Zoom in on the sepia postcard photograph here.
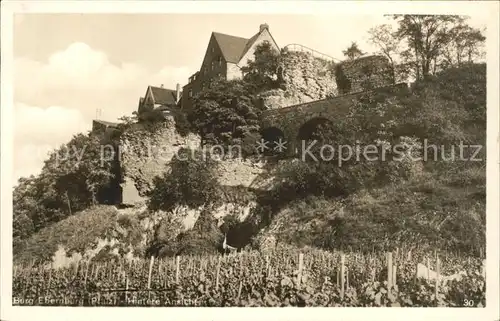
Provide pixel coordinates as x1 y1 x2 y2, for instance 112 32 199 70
1 1 499 321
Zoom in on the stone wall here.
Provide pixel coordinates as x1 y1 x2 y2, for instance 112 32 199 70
260 83 409 152
261 51 338 109
226 62 243 81
120 117 201 197
335 55 394 94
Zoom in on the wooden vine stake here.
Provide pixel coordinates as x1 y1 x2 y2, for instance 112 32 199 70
147 256 154 290
340 254 345 300
337 266 340 287
435 254 440 306
175 256 180 284
392 264 397 287
297 253 304 289
95 264 101 279
346 268 349 289
426 257 431 282
266 256 270 277
215 256 221 291
387 252 393 290
237 280 243 304
48 263 53 288
125 277 129 302
74 260 80 277
84 261 90 286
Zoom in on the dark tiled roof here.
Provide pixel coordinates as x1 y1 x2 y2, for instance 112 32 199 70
150 86 178 105
213 32 250 63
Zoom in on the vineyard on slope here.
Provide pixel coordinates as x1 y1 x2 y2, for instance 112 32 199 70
12 245 485 307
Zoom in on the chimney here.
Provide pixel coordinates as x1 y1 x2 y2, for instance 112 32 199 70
259 23 269 32
176 83 181 103
160 84 164 88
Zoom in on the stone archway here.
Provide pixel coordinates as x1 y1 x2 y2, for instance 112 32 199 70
260 126 287 155
296 117 336 160
297 117 334 142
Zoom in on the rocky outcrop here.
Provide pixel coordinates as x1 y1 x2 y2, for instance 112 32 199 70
217 157 266 187
120 116 201 196
261 51 338 109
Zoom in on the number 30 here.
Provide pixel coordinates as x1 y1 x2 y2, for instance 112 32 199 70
463 299 475 307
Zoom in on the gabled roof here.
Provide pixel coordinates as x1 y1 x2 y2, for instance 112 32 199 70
212 32 251 64
149 86 178 105
239 32 261 61
212 25 279 65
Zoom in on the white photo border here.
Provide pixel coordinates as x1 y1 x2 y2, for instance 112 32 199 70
1 1 499 321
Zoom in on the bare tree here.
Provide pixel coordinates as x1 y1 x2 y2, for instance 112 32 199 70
367 24 402 82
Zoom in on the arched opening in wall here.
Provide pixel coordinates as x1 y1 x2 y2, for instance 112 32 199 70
260 126 286 155
297 117 336 162
297 117 335 142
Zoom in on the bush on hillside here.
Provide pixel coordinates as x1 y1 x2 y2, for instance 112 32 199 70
149 208 223 258
14 206 118 264
175 210 223 256
265 169 485 256
147 148 221 212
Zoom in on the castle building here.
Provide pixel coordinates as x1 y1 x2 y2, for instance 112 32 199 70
181 23 280 110
137 84 182 119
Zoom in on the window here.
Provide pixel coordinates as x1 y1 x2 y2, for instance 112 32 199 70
218 56 222 66
188 89 193 98
211 47 214 53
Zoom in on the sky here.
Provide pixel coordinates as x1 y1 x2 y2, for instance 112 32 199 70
13 13 487 182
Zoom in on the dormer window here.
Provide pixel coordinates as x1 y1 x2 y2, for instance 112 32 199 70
188 89 193 97
218 56 222 66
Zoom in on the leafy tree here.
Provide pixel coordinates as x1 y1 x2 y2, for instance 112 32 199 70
241 41 282 90
441 23 485 68
391 14 465 79
147 148 221 212
186 79 264 155
342 42 365 60
12 133 117 240
46 133 116 206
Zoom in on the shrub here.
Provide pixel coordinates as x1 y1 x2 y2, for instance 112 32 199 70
175 209 223 256
14 206 118 264
186 79 264 156
147 148 221 212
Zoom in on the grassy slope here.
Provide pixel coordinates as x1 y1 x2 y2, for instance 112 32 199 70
14 205 119 264
259 166 485 256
